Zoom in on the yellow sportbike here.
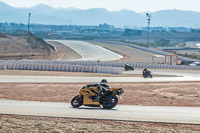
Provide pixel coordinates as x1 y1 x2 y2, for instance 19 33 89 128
71 85 124 109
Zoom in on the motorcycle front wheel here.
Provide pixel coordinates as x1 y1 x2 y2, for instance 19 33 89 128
71 95 83 108
102 95 118 109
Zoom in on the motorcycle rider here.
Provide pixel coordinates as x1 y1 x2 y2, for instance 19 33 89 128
143 68 152 78
143 68 148 74
98 79 111 96
87 79 111 101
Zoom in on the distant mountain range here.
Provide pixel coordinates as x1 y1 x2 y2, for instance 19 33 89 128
1 1 200 28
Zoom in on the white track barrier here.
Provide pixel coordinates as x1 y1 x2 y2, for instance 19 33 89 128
0 60 200 72
0 62 122 74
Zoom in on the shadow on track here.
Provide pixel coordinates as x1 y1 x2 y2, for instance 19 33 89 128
70 107 118 111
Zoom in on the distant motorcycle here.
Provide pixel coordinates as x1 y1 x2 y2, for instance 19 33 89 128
143 70 153 78
124 64 134 71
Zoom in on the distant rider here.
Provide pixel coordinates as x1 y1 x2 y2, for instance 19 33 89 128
143 68 152 78
143 68 148 74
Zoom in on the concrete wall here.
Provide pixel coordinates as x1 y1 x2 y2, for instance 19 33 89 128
2 62 123 74
0 60 200 72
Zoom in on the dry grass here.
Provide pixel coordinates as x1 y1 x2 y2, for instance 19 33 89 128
1 115 200 133
0 82 200 106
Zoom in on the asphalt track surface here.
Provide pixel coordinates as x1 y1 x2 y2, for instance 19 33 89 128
51 40 123 61
0 69 200 83
0 75 200 83
1 100 200 124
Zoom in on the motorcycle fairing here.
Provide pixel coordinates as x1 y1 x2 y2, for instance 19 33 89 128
80 86 100 106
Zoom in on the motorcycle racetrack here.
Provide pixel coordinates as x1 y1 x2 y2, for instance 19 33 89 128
49 40 123 61
0 69 200 125
1 40 200 132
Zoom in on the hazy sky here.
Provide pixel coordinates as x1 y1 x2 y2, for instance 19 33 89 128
1 0 200 13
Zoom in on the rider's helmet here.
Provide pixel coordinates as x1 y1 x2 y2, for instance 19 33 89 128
101 79 108 85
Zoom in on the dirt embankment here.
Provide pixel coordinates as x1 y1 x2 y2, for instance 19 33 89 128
47 41 81 60
0 34 52 60
0 33 81 60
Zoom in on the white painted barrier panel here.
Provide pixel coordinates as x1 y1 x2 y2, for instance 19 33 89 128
33 64 37 70
77 65 81 72
65 65 70 71
92 66 97 73
38 65 42 70
53 65 57 71
88 66 92 73
61 65 65 71
59 65 64 71
73 66 77 72
7 63 12 69
41 65 45 71
23 64 27 70
0 64 3 70
45 65 49 71
3 64 6 70
69 65 73 72
84 66 88 72
57 65 60 71
16 64 20 69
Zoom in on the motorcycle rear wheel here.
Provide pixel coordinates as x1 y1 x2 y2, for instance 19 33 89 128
102 95 118 109
71 95 83 108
